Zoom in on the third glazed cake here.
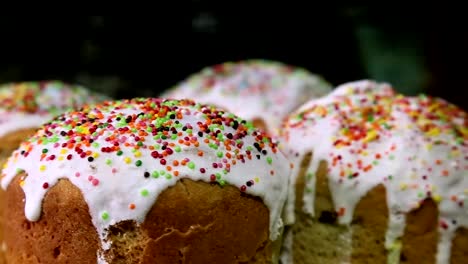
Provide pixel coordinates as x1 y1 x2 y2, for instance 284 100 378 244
162 60 332 135
279 80 468 263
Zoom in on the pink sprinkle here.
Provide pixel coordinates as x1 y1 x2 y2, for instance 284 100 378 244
53 143 59 148
88 175 94 181
112 168 117 173
92 179 99 186
75 172 81 177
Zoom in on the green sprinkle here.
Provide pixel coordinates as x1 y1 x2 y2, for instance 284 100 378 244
216 173 221 180
372 160 379 165
217 152 223 158
117 150 123 156
188 161 196 170
389 155 395 160
140 189 149 197
160 170 166 175
135 160 142 167
42 149 48 153
101 212 109 220
106 159 112 165
266 157 273 165
152 171 160 178
171 134 177 140
175 146 181 152
247 146 253 151
165 174 172 180
219 179 226 186
92 142 99 148
137 141 143 147
186 129 192 134
388 175 393 180
307 173 314 180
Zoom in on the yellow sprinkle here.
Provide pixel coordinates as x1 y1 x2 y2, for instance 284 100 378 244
254 177 260 183
426 144 433 150
363 130 378 143
93 152 99 158
134 151 142 158
58 156 64 161
124 157 131 164
19 180 25 187
400 183 407 190
362 151 369 156
426 127 440 136
60 149 68 154
39 165 46 172
433 195 442 203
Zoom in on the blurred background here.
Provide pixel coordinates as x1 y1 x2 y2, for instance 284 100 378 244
0 6 466 109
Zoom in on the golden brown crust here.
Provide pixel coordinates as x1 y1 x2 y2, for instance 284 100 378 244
0 128 38 160
4 175 273 263
350 185 388 263
452 228 468 263
4 175 100 264
401 199 438 263
0 128 39 264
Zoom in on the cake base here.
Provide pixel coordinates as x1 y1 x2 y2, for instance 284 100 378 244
4 174 279 263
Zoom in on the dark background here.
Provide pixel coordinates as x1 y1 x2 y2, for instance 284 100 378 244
0 7 466 110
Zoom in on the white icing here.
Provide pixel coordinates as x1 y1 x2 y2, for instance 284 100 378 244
163 60 332 135
280 80 468 264
1 98 290 263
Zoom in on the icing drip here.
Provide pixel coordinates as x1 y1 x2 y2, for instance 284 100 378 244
1 98 290 263
163 60 332 134
280 80 468 264
0 80 109 138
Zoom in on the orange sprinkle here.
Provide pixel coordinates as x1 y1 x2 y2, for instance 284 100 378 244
173 160 179 166
181 160 187 166
129 204 136 210
436 160 442 165
178 139 184 144
149 146 155 150
197 151 204 157
442 170 449 176
338 207 346 216
166 166 172 171
363 165 372 172
174 171 179 177
194 142 200 147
